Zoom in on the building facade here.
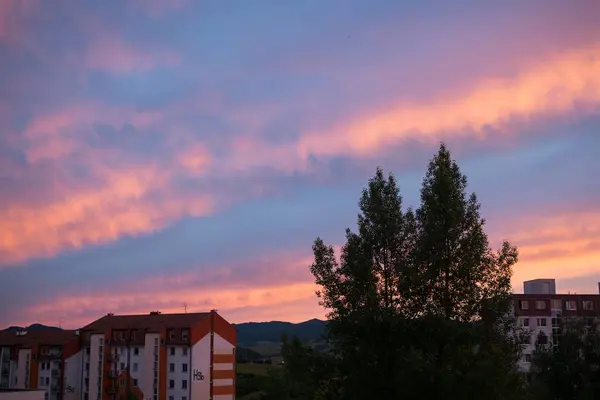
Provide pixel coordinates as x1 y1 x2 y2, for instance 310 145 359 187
512 278 600 371
0 311 236 400
0 329 79 400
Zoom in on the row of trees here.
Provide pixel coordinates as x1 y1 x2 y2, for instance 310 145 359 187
255 144 599 400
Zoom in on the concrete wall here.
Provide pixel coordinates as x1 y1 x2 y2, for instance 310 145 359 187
63 351 82 400
166 345 191 399
0 390 45 400
190 334 210 400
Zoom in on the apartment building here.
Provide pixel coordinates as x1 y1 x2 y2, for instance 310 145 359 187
1 311 236 400
0 329 79 399
512 278 600 372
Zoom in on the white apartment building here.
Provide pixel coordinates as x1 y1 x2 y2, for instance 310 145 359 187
513 278 600 372
1 311 236 400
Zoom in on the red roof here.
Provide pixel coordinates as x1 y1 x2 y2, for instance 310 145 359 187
80 312 211 333
0 329 78 348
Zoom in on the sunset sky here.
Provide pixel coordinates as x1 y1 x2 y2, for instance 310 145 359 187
1 0 600 329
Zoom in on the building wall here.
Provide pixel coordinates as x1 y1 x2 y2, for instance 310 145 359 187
0 347 10 388
63 351 82 400
141 333 159 400
190 335 210 400
0 390 46 400
89 334 103 400
166 345 191 400
212 333 235 400
15 349 31 389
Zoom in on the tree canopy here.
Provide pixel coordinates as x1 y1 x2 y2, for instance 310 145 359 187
265 143 525 399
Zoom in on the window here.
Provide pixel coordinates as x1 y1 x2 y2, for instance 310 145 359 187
519 300 529 310
169 379 175 389
120 348 126 356
154 338 159 345
524 354 532 363
113 331 119 340
120 379 125 387
537 318 547 327
182 397 187 400
131 331 137 340
551 299 562 309
535 300 546 310
182 380 188 389
182 363 188 373
121 331 126 340
168 330 175 340
566 300 577 310
583 301 594 310
170 347 175 356
120 362 125 371
133 363 138 372
169 396 174 400
39 377 44 386
182 348 188 356
181 329 189 340
521 318 530 327
133 347 139 356
169 363 175 373
45 377 49 385
133 379 138 387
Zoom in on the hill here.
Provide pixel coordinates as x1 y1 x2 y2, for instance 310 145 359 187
233 318 326 346
2 323 62 332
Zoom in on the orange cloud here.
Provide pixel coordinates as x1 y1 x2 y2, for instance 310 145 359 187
0 104 218 265
494 210 600 286
0 164 214 266
297 43 600 159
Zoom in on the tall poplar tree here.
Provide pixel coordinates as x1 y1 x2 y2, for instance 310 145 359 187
281 143 525 399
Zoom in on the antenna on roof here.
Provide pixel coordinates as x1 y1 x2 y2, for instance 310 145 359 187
58 319 65 329
210 308 218 314
183 303 188 313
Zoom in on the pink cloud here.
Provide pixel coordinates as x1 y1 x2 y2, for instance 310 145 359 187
84 35 180 73
296 43 600 160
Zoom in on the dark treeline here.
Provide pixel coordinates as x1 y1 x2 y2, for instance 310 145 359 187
242 144 600 400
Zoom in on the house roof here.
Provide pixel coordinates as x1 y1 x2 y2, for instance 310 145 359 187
0 329 78 348
80 312 211 333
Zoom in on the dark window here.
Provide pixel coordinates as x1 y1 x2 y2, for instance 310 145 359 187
182 363 188 372
182 380 187 389
169 379 174 389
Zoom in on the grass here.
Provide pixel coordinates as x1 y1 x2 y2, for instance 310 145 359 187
247 342 282 357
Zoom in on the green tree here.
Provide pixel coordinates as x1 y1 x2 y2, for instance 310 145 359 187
263 335 339 400
303 143 525 399
530 317 600 399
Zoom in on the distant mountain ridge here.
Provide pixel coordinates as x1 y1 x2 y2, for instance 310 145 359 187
2 319 328 346
233 318 327 346
2 323 62 332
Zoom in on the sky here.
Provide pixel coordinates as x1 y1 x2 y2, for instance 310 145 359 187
1 0 600 329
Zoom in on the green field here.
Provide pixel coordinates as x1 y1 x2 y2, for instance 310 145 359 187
247 342 282 357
